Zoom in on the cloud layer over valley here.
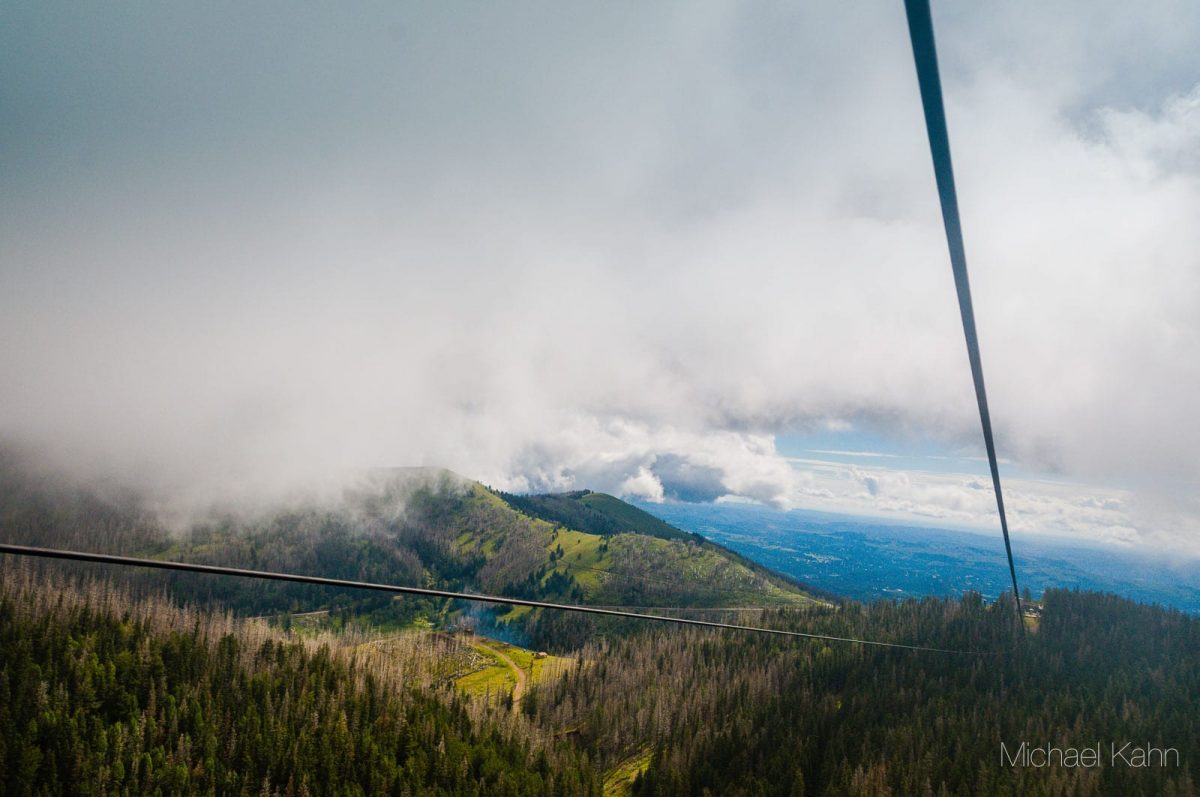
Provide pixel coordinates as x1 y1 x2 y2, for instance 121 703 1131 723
2 2 1198 552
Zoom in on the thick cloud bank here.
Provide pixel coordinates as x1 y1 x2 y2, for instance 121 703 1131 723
1 2 1197 552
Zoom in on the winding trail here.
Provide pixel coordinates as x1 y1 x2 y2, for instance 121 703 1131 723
434 631 529 711
475 640 528 711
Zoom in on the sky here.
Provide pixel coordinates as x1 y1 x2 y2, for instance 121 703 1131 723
2 2 1198 554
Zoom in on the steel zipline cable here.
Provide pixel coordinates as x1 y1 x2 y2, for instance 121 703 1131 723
903 0 1024 622
0 3 1022 655
0 543 991 656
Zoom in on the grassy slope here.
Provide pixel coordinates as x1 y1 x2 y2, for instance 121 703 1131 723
442 482 819 608
581 493 828 599
452 481 560 555
0 455 819 615
490 488 820 608
544 527 812 607
603 748 653 797
452 635 572 703
454 642 520 697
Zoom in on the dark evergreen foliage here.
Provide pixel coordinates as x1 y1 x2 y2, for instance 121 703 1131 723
0 570 600 796
526 590 1199 796
495 490 695 544
4 455 1198 795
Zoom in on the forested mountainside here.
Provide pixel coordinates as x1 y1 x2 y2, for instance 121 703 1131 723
0 562 597 796
0 455 816 628
2 454 1199 795
496 490 698 543
3 562 1197 796
530 590 1200 796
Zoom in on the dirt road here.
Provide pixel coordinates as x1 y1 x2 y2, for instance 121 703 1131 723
479 642 528 712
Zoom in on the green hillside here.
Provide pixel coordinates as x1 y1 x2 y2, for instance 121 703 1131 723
494 488 821 607
496 489 696 542
0 462 817 630
4 458 1200 796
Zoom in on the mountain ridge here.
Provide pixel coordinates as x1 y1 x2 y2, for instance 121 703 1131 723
0 460 820 634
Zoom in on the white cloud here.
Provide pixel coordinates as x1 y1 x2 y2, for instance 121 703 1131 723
0 2 1197 554
618 467 665 503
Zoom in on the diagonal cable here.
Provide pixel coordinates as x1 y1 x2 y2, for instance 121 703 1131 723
903 0 1023 620
0 543 992 655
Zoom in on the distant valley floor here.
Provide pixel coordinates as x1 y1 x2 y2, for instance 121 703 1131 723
635 501 1200 614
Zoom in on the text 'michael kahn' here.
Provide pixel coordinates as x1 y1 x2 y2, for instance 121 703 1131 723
1002 741 1180 768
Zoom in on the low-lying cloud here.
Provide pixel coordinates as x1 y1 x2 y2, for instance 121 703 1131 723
0 2 1197 553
